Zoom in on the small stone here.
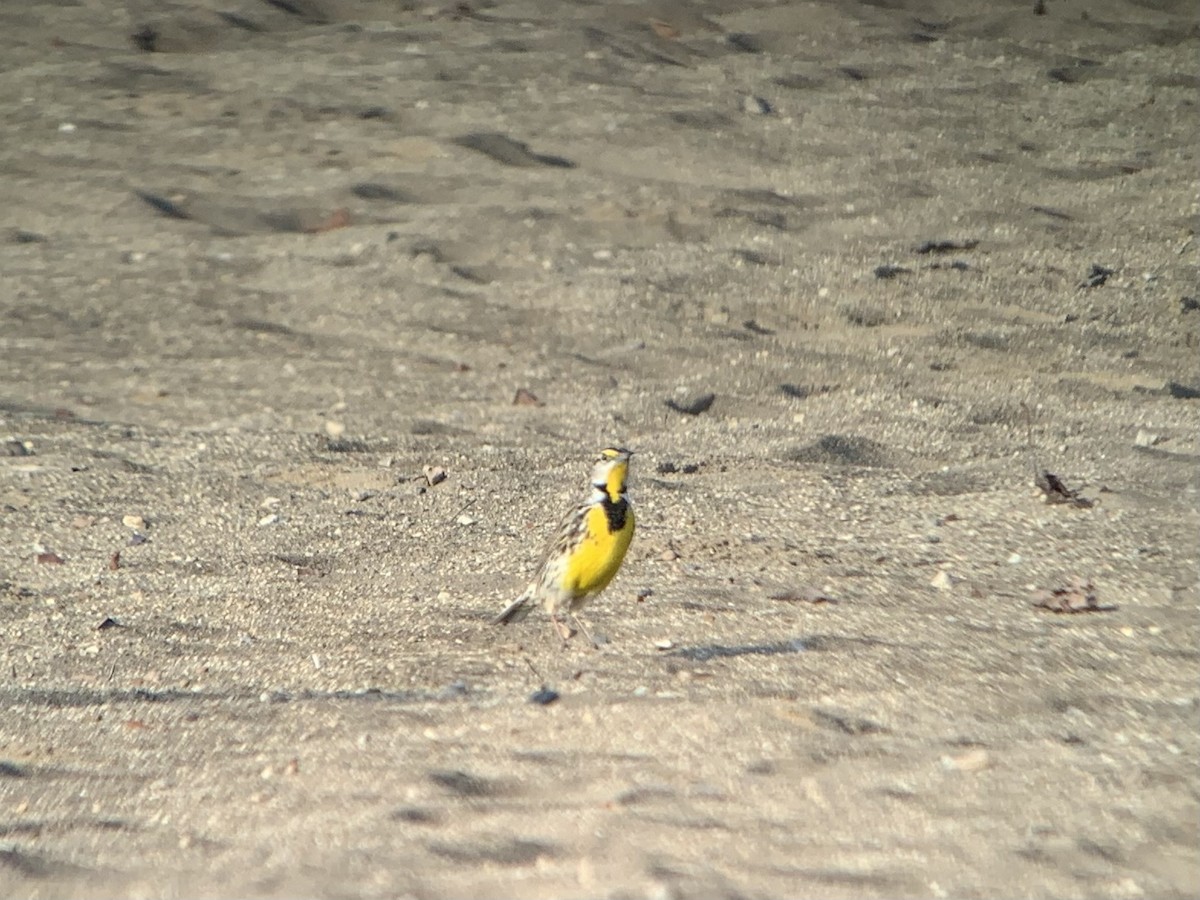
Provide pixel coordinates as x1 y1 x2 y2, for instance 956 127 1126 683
654 639 675 650
741 94 772 115
665 392 715 416
941 748 990 772
1133 429 1162 448
1032 577 1109 613
257 513 280 527
122 514 147 530
324 420 346 439
455 513 476 526
930 570 959 591
529 686 559 705
1007 553 1023 565
423 465 447 486
660 548 680 561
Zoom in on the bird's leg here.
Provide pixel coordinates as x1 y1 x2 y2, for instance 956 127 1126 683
551 613 574 644
571 614 599 650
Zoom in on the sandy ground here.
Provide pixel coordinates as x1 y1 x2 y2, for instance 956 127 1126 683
2 1 1199 897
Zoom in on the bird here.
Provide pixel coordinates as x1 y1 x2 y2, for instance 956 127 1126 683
493 447 635 646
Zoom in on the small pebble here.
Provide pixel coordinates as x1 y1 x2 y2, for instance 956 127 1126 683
529 686 559 705
423 465 447 486
455 513 477 526
741 94 772 115
930 570 959 591
257 513 280 527
654 639 675 650
324 420 346 438
1007 553 1023 565
665 392 715 416
1134 429 1162 448
941 748 991 772
122 514 147 530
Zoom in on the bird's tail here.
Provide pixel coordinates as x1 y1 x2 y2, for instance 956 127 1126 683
492 587 535 625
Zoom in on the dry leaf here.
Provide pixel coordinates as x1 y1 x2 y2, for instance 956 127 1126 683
648 18 680 39
513 388 542 406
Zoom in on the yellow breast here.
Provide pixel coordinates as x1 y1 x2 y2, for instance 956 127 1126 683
563 503 635 597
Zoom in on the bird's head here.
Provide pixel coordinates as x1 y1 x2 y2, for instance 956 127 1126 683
591 447 633 503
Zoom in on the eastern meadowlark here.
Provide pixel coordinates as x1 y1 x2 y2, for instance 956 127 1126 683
493 447 635 645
